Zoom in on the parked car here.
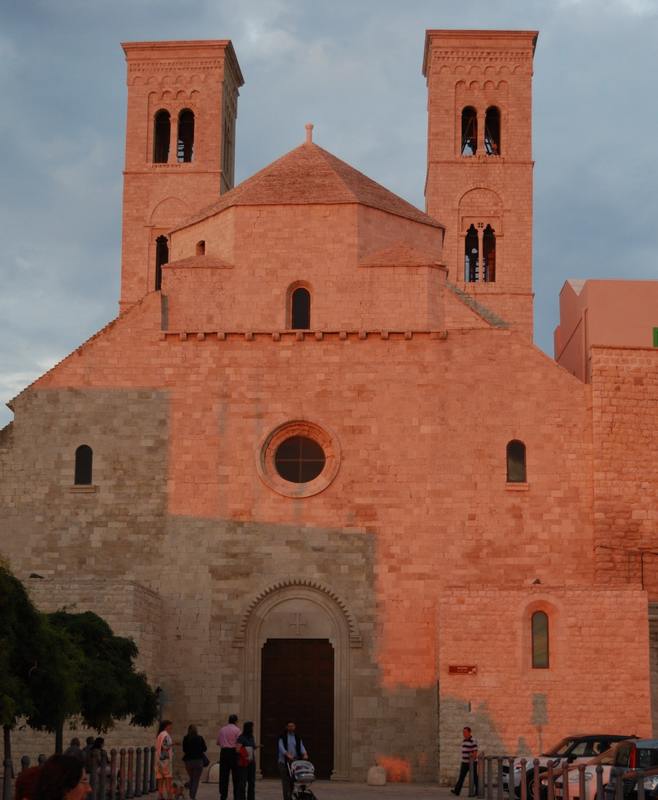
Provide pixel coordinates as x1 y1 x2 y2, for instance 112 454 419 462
607 766 658 800
551 739 658 800
550 739 639 800
503 735 636 795
600 742 658 800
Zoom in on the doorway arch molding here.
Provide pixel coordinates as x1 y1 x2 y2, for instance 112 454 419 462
235 578 361 780
233 578 362 648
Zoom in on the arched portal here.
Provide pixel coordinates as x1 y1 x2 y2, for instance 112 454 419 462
235 580 361 781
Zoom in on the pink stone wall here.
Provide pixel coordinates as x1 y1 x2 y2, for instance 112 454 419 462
165 204 446 332
438 587 651 783
27 298 602 711
423 30 536 338
591 346 658 597
120 40 243 311
555 280 658 381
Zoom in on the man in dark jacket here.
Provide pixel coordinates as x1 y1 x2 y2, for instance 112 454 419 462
276 722 308 800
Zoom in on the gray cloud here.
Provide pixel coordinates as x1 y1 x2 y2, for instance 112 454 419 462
2 0 658 426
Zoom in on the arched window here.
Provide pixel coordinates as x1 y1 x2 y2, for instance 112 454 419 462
506 439 527 483
155 236 169 291
531 611 549 668
153 110 170 164
177 109 195 163
196 240 206 256
291 287 311 329
464 224 479 282
483 225 496 283
485 107 501 156
461 107 478 156
74 445 93 486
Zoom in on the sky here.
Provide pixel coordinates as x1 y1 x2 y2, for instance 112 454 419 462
2 0 658 428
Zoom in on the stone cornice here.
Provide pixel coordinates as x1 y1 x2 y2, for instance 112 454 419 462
158 329 450 342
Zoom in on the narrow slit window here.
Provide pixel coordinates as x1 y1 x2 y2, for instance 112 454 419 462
485 107 501 155
74 445 93 486
461 107 478 156
155 236 169 291
196 240 206 256
464 225 479 282
291 287 311 329
507 439 526 483
483 225 496 283
153 110 171 164
531 611 549 668
177 109 195 163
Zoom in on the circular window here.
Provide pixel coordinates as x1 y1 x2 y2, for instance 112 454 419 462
274 435 326 483
257 421 340 498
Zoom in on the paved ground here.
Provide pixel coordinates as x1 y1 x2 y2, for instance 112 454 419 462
196 779 455 800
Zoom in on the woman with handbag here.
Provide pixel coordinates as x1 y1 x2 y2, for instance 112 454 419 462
182 724 208 800
236 721 258 800
156 720 175 800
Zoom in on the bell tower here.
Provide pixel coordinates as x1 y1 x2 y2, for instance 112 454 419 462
119 40 244 312
423 30 538 338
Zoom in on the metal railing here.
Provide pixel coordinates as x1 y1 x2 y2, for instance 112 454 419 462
476 754 657 800
2 747 157 800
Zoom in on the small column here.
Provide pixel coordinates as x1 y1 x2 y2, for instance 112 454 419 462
477 224 484 282
169 116 178 164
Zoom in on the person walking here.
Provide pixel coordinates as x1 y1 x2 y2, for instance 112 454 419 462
217 714 241 800
452 726 478 796
182 724 208 800
236 721 258 800
276 722 308 800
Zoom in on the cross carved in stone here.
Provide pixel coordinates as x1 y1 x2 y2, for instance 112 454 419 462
289 613 307 636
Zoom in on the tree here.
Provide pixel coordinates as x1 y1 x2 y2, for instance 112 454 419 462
0 563 40 794
0 564 79 783
44 611 158 748
24 619 83 754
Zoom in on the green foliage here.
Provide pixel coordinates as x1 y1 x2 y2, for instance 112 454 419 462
0 565 42 727
24 618 82 735
0 564 157 744
47 611 158 731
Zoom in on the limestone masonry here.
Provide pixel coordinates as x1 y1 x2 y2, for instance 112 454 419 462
2 29 658 784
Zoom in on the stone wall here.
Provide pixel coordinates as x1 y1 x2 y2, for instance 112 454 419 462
438 587 652 784
591 346 658 598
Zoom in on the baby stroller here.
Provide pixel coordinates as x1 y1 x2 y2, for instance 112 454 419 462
288 759 317 800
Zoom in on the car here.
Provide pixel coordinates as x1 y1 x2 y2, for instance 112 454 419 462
607 766 658 800
551 739 658 800
601 742 658 800
502 735 636 795
550 739 638 800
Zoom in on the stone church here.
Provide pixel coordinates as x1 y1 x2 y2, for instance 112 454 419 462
2 29 658 784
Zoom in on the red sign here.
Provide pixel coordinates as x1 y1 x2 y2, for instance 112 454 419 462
449 665 477 675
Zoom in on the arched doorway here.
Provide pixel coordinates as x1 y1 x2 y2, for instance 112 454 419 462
260 637 334 777
235 580 361 781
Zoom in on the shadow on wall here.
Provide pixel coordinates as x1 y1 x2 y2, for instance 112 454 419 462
362 682 439 782
439 695 506 785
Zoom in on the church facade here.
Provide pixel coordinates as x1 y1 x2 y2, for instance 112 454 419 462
2 30 658 783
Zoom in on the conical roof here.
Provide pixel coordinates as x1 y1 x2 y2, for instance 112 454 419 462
174 141 442 231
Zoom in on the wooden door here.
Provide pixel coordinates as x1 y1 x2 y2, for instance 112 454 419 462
260 638 334 779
